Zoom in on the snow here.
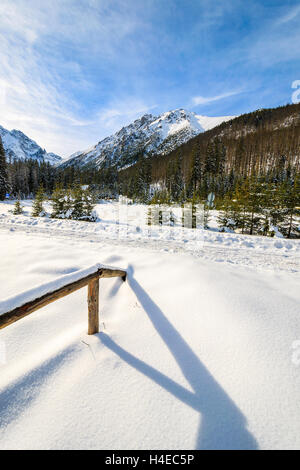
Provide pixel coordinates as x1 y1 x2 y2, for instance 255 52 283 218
0 125 62 164
0 200 299 273
0 200 300 449
195 114 235 131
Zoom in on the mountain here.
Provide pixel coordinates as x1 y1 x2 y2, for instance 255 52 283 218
120 103 300 186
0 126 62 165
61 109 235 170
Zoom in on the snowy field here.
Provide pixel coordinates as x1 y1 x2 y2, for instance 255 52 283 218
1 199 300 273
0 200 300 449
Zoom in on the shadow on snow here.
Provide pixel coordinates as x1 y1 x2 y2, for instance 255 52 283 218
99 264 258 450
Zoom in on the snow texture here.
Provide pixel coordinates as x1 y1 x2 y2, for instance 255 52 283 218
0 200 300 450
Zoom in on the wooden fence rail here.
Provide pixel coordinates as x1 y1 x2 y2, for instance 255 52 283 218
0 265 126 335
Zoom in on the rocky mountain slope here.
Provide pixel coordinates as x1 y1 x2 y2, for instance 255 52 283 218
61 109 235 170
0 126 62 165
120 103 300 184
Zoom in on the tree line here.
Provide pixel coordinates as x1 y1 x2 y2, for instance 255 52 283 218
1 113 299 238
13 184 97 222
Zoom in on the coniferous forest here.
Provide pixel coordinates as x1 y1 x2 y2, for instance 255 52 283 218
0 103 299 237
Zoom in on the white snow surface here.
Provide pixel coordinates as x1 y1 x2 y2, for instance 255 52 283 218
0 126 62 165
62 109 235 169
0 200 300 450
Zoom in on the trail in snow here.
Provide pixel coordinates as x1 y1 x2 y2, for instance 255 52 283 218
0 217 299 273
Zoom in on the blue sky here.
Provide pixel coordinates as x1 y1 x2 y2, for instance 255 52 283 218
0 0 299 157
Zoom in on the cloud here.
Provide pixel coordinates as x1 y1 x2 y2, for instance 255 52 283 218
192 91 241 106
276 5 300 25
0 0 156 156
0 0 299 158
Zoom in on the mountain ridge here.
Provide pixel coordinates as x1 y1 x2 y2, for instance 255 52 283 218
61 109 235 170
0 125 62 165
119 102 300 187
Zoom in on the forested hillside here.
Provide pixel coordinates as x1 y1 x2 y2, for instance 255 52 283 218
119 103 300 199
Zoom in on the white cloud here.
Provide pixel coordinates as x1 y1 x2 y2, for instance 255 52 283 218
276 5 300 25
192 91 241 106
0 0 152 157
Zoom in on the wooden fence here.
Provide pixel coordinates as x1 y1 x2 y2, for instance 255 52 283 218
0 265 126 335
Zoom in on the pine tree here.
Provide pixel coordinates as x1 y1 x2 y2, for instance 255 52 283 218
72 185 84 220
227 183 248 233
243 177 265 235
82 187 97 221
134 157 152 202
277 177 300 238
217 195 238 232
13 199 23 215
188 145 201 196
204 141 216 174
170 153 183 201
32 185 46 217
51 183 66 218
0 137 9 200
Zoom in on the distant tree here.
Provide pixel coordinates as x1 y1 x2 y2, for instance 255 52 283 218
217 194 238 232
169 153 184 201
134 157 152 202
32 185 46 217
82 187 97 221
0 137 9 200
243 177 265 235
71 184 84 220
188 144 202 197
277 177 300 238
51 183 67 218
13 199 23 215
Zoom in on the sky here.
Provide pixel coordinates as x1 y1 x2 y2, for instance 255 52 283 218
0 0 299 158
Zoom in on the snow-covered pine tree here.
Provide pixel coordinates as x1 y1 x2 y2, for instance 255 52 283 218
51 183 66 218
82 187 97 222
32 185 46 217
71 184 84 220
13 199 23 215
0 137 9 200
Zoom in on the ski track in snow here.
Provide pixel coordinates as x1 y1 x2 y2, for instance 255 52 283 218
0 222 299 274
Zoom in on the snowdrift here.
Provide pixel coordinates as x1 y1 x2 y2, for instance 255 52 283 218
0 228 300 449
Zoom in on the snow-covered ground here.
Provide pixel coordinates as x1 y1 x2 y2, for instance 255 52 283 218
0 200 300 449
1 200 299 273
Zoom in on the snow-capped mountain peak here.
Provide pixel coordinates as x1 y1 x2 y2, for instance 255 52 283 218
0 125 62 165
61 108 235 170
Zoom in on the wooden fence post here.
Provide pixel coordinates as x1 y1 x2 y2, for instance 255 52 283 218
88 279 99 335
